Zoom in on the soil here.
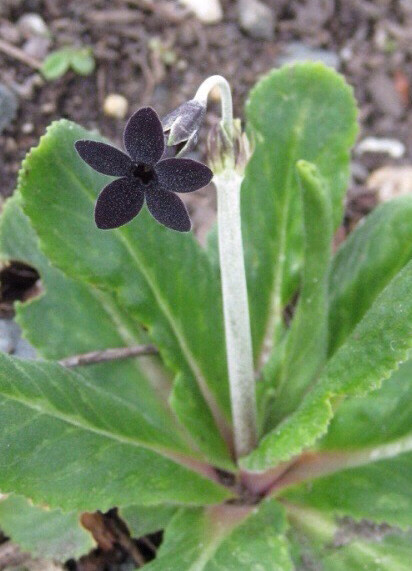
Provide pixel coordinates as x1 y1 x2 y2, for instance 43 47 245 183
0 0 411 568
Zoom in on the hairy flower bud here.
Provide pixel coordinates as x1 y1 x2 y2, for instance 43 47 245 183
207 118 252 174
162 99 206 157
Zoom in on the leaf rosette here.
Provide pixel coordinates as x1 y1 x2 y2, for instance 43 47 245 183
1 63 411 568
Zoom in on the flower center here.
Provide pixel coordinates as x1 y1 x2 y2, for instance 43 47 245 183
131 163 154 185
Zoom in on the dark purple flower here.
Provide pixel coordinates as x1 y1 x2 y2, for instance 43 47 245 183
75 107 213 232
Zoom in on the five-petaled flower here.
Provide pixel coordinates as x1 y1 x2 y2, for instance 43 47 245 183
75 107 213 232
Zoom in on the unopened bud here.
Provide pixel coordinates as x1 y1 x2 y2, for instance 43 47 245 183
162 99 206 157
207 118 252 174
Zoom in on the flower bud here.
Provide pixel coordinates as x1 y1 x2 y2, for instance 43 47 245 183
162 99 206 157
207 118 252 174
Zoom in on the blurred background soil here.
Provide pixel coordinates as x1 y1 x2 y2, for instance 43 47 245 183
0 0 411 569
1 0 412 239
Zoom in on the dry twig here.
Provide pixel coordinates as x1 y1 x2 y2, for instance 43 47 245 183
59 344 158 368
0 38 41 70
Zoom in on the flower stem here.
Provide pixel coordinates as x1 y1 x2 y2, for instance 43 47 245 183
214 171 257 458
195 75 257 459
194 75 233 139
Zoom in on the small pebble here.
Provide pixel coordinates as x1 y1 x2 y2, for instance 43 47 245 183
356 137 405 159
340 46 353 62
21 122 34 134
41 101 56 115
180 0 223 24
4 137 18 153
373 26 388 51
176 59 188 71
22 36 50 60
103 94 129 119
17 13 50 38
238 0 275 41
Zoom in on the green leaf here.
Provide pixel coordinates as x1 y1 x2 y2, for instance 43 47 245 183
41 49 71 80
241 63 358 365
329 196 412 355
265 161 333 426
0 352 232 511
170 373 231 465
288 504 412 571
321 357 412 450
144 499 293 570
70 48 95 76
120 505 177 538
320 534 412 571
284 452 412 529
41 48 95 80
280 360 412 529
0 495 94 560
241 259 412 471
0 192 191 456
17 121 233 469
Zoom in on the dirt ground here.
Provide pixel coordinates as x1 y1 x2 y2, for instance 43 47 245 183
1 1 412 226
0 0 411 569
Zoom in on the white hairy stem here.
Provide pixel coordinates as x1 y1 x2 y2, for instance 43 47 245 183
194 75 233 138
214 170 258 459
194 74 257 459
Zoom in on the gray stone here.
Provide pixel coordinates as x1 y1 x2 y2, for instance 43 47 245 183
0 319 36 359
277 41 340 69
0 319 20 354
238 0 275 41
23 36 51 60
15 336 37 360
0 84 18 134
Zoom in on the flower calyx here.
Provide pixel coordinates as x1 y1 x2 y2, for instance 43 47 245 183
207 118 252 175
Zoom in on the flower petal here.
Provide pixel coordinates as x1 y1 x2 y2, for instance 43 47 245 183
146 189 191 232
75 140 131 176
155 158 213 193
123 107 165 165
94 178 144 229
